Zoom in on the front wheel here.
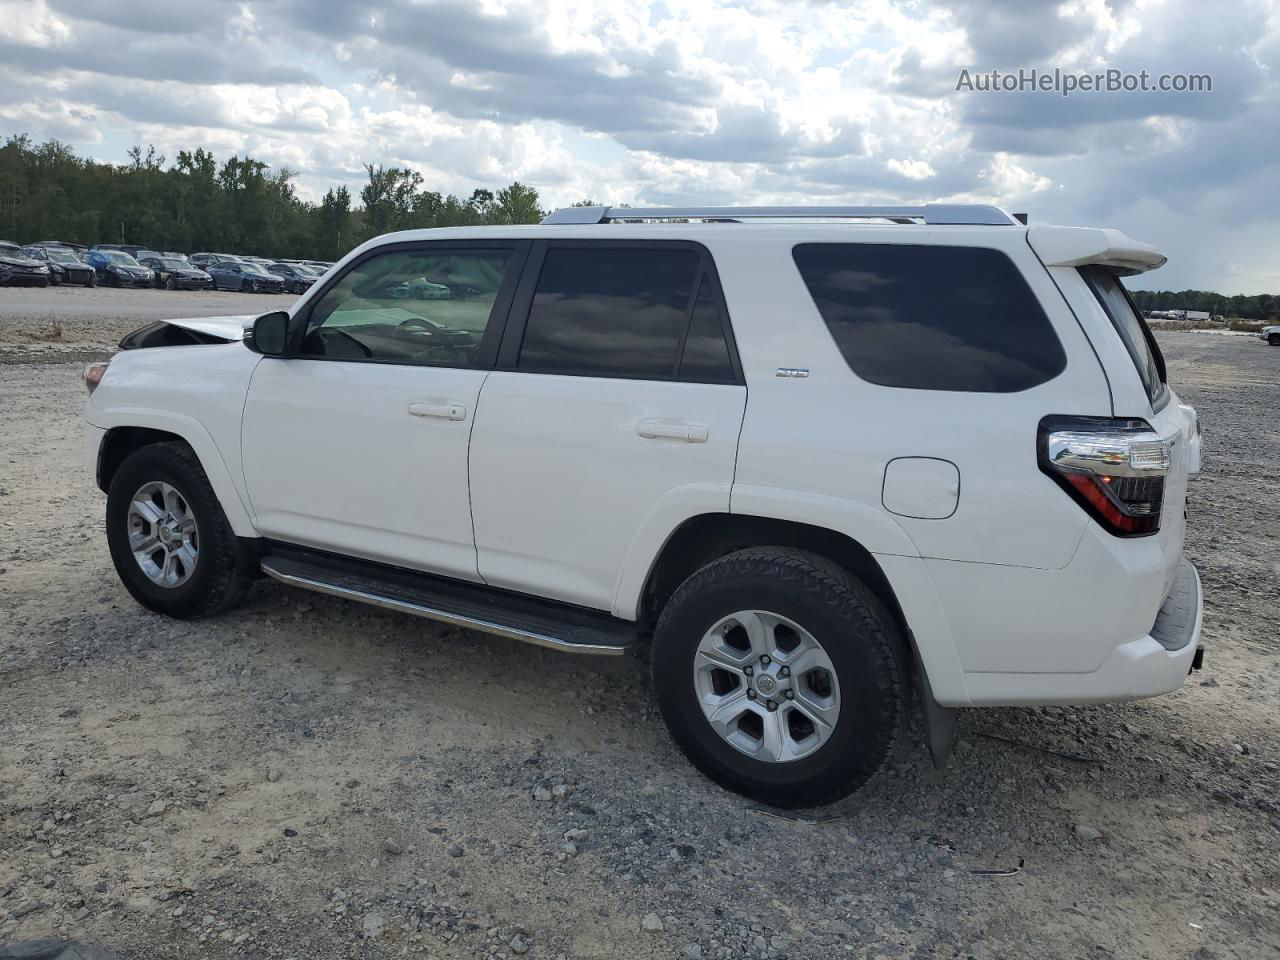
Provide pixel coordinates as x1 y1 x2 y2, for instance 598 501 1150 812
1269 333 1280 346
165 276 176 290
244 280 256 293
106 442 255 619
84 274 95 288
652 548 905 808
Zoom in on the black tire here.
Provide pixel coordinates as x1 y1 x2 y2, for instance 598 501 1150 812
652 547 905 808
165 276 176 290
1269 334 1280 346
107 272 119 288
244 280 256 293
84 274 95 288
106 441 255 619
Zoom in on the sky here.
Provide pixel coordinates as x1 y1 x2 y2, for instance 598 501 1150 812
1 0 1277 293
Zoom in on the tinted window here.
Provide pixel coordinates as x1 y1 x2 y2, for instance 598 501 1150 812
793 244 1066 392
301 247 513 367
1081 266 1165 403
679 276 735 382
518 246 700 378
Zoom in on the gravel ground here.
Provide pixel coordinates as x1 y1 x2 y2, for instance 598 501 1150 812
0 288 1277 960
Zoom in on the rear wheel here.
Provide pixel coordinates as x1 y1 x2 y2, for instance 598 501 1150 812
106 442 255 619
652 548 905 808
1269 333 1280 346
244 279 256 293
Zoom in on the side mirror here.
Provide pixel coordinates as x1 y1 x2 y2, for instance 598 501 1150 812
247 311 290 356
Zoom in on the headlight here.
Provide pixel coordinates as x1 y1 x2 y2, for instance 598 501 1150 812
36 265 49 273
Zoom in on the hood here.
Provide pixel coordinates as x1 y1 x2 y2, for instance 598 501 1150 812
166 315 256 341
0 255 44 268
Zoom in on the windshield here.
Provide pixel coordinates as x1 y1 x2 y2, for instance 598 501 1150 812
161 258 189 270
46 248 80 263
1081 266 1166 404
242 263 271 276
105 251 141 266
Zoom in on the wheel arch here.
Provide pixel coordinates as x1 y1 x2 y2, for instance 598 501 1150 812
636 513 910 645
96 422 258 538
636 511 968 760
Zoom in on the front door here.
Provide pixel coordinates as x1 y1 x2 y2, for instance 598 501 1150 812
241 241 524 580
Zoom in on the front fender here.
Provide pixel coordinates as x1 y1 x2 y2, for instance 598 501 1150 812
88 407 258 538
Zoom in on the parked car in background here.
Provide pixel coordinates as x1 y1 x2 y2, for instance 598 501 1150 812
266 261 318 294
1260 325 1280 345
139 256 213 290
207 260 286 293
85 249 154 287
33 240 88 254
189 252 243 271
23 244 96 286
91 244 153 259
0 242 50 286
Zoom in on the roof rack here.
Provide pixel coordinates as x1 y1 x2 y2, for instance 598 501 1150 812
541 203 1020 226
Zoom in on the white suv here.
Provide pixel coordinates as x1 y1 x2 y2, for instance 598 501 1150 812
82 204 1204 807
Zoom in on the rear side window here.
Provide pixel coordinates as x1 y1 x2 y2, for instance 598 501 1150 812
1080 266 1166 404
678 276 736 382
518 245 735 381
793 243 1066 392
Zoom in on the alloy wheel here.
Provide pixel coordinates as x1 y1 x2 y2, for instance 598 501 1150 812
693 610 841 762
126 481 200 588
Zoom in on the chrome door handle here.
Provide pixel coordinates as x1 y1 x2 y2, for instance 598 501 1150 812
408 401 467 421
637 419 709 443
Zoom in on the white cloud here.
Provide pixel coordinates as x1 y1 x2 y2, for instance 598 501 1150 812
1 0 1277 291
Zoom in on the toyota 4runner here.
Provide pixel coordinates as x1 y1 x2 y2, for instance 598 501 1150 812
82 204 1205 807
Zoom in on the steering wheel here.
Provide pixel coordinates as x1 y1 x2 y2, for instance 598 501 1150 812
395 316 437 337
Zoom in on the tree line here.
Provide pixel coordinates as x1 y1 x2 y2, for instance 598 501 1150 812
1128 288 1278 322
0 134 547 261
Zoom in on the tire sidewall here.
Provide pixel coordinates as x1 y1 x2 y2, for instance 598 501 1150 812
652 560 901 806
106 448 224 617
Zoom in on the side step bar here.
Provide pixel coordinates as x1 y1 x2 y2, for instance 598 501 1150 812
259 551 633 656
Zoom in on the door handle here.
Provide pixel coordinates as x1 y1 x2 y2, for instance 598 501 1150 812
637 419 709 443
408 401 467 421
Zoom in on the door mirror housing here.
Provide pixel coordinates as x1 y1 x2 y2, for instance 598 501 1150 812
247 311 291 356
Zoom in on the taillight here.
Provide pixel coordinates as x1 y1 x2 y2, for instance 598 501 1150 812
1039 416 1171 537
83 361 109 393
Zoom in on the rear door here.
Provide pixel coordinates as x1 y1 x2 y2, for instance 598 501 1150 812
241 241 525 579
468 240 746 613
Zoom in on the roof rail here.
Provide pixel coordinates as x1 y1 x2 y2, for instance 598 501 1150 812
541 203 1020 226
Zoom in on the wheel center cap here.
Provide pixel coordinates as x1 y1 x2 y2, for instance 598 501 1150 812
755 674 778 696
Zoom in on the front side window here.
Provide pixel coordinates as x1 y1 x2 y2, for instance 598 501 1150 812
517 246 705 379
301 246 514 366
793 243 1066 392
1080 265 1166 404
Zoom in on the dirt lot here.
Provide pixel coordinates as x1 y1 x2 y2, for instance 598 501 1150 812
1 287 1278 960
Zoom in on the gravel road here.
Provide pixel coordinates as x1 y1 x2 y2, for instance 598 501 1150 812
1 288 1277 960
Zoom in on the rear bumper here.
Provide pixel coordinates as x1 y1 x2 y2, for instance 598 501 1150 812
961 561 1202 705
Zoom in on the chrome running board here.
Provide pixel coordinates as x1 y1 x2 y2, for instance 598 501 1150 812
260 552 632 656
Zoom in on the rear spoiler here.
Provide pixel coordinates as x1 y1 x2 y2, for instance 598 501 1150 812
1027 226 1167 276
